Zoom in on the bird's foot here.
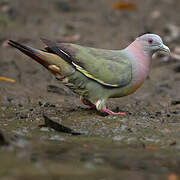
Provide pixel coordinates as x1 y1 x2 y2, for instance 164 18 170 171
101 108 126 115
81 98 96 109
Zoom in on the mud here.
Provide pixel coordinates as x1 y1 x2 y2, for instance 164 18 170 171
0 0 180 179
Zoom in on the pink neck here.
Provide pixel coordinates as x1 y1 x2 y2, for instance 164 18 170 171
126 41 152 85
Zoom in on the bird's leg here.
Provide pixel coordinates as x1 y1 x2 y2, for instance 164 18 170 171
80 97 96 109
96 99 126 115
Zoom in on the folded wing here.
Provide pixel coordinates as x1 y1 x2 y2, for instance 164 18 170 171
41 38 132 88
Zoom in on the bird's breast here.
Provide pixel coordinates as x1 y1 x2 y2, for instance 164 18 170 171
126 47 151 95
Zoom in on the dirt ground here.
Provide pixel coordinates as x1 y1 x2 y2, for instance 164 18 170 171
0 0 180 179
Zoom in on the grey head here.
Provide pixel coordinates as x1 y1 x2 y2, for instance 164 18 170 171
136 33 170 55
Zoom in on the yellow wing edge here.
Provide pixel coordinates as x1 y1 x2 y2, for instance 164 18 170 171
72 62 119 87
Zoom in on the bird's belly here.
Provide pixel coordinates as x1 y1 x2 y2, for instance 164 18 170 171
125 80 145 95
108 78 144 98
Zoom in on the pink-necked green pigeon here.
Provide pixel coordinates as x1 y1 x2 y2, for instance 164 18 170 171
8 34 170 115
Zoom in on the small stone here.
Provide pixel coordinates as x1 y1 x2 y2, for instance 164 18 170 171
49 135 64 141
112 135 124 141
40 127 50 132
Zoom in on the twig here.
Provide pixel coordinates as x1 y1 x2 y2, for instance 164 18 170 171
0 76 15 83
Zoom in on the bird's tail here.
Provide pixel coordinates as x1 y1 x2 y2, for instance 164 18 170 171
8 40 50 68
8 40 74 77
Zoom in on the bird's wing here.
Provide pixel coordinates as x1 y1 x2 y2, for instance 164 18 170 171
41 38 132 88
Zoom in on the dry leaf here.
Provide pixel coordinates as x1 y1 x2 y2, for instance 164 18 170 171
112 2 136 10
145 145 157 150
0 76 15 83
169 141 177 146
168 173 178 180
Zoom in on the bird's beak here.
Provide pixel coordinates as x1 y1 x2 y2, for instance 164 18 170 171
160 44 170 54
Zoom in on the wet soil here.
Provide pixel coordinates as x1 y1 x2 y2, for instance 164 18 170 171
0 0 180 179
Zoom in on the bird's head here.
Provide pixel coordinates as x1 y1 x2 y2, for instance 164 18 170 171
135 33 170 56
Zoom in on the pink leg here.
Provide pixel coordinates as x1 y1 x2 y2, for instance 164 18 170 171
81 98 96 109
101 108 126 115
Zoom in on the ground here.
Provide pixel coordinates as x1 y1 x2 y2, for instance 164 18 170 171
0 0 180 179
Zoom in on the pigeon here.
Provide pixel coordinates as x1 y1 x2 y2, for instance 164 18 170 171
8 34 170 115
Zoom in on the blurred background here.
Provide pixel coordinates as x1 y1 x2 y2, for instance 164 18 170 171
0 0 180 179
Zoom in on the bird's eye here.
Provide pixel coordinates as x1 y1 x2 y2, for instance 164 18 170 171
148 39 153 44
